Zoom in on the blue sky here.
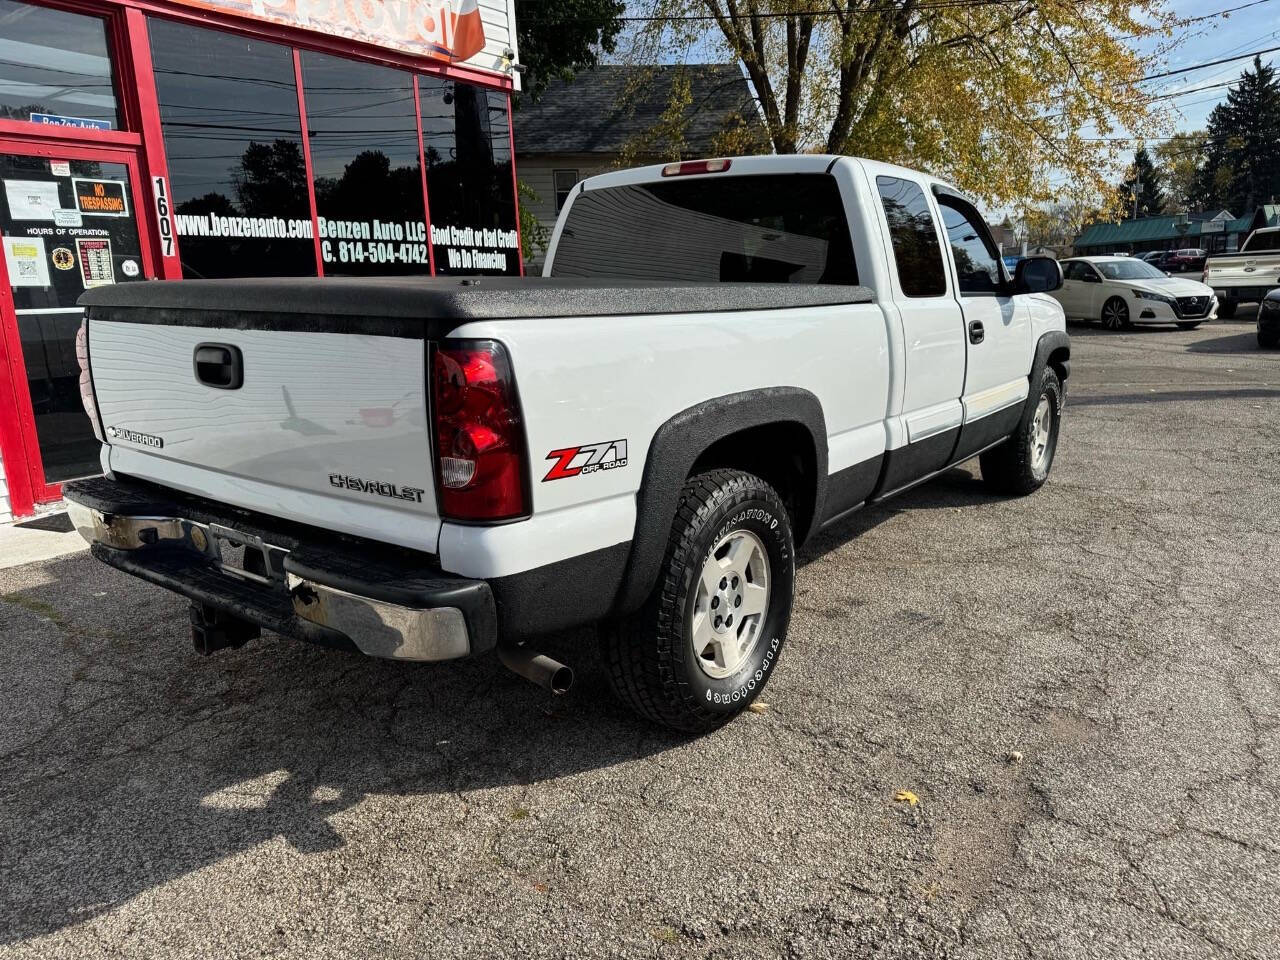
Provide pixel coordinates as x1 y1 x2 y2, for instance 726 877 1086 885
1142 0 1280 134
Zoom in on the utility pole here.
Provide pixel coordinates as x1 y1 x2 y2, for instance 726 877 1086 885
1132 179 1141 220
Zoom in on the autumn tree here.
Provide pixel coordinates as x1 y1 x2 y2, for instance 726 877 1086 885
627 0 1173 215
1153 132 1207 213
1021 197 1100 251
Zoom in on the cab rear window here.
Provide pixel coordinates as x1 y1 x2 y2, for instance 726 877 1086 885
1245 231 1280 252
549 173 858 284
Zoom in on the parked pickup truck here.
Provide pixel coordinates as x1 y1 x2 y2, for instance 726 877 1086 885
66 155 1069 732
1203 227 1280 317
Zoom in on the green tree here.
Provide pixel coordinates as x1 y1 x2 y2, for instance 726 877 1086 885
515 0 627 101
627 0 1174 215
1193 57 1280 211
1153 132 1207 213
1118 146 1165 218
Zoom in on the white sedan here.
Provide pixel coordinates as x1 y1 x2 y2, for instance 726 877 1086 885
1053 256 1218 330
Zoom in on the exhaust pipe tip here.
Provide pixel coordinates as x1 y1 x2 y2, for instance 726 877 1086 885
499 644 574 695
547 663 574 695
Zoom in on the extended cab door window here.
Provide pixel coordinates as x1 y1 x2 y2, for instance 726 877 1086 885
874 177 947 297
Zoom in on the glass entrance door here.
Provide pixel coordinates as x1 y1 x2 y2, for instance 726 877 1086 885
0 144 154 503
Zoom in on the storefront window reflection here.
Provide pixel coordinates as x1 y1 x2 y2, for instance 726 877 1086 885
0 0 120 129
300 53 428 276
148 19 315 279
419 77 519 276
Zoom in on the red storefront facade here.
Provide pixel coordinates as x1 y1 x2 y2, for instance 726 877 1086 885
0 0 522 519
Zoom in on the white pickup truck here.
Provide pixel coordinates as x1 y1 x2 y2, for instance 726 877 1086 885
66 155 1069 732
1203 226 1280 317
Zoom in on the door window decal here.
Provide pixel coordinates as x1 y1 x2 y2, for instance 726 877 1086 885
76 238 114 286
73 179 129 218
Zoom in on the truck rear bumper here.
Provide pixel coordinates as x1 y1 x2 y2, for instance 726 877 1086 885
64 475 498 662
1214 287 1274 303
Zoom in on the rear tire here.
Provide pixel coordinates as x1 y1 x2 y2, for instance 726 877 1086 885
600 470 795 733
1101 297 1130 330
980 367 1063 496
1260 328 1280 349
1219 299 1238 319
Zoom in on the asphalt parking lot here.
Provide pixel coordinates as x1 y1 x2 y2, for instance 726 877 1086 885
2 315 1279 960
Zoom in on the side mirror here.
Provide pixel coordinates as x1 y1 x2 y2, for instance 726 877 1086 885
1015 256 1063 294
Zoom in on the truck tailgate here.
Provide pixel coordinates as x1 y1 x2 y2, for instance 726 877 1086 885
87 318 440 551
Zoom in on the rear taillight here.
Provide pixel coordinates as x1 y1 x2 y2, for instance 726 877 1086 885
431 339 528 522
75 319 105 443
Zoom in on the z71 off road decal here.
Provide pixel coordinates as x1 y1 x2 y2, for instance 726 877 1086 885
543 440 628 481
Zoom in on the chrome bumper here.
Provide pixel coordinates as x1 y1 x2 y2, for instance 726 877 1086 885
285 573 469 661
67 500 479 662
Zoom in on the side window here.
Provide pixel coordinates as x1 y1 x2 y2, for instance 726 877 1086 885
1247 231 1280 252
875 176 946 297
1063 261 1084 281
937 196 1002 294
149 19 316 278
419 77 520 275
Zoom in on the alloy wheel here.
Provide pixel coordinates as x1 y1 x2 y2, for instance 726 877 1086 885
690 529 771 679
1102 299 1128 330
1031 396 1054 473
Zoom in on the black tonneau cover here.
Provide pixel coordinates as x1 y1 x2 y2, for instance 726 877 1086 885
79 276 874 338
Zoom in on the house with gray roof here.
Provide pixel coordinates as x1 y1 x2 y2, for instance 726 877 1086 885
513 64 767 267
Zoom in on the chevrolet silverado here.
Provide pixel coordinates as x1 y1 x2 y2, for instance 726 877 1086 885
66 155 1070 732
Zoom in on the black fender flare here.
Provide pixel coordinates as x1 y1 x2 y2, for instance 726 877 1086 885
1033 330 1071 383
612 387 828 615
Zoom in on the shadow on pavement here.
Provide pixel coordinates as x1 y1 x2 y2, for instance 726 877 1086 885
1185 330 1267 354
799 467 999 567
0 465 1005 942
0 555 684 944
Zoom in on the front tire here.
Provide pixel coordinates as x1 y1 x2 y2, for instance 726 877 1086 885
1176 322 1201 331
980 367 1063 496
1101 297 1130 330
1260 328 1280 349
600 470 795 733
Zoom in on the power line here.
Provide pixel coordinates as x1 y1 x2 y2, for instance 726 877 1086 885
521 0 1275 27
523 0 1080 24
1142 43 1280 81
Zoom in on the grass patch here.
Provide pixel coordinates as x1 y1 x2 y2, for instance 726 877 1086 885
651 926 680 945
1 593 66 625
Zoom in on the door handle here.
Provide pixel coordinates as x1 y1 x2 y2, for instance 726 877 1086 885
193 343 243 389
968 320 985 344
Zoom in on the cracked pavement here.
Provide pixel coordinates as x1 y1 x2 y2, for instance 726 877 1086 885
1 318 1278 959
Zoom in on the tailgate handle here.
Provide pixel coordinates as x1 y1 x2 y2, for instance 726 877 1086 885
194 343 243 390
